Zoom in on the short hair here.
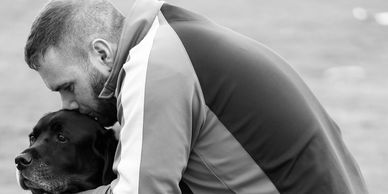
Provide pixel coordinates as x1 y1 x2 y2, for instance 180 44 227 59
24 0 125 70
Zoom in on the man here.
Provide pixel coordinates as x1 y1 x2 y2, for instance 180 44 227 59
24 0 368 193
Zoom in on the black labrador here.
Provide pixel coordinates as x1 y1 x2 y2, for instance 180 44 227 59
15 110 117 194
15 110 193 194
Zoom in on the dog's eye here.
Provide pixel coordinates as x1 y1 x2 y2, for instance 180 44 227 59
29 135 36 144
57 134 68 143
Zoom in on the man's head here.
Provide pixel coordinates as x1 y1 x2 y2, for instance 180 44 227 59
25 0 125 126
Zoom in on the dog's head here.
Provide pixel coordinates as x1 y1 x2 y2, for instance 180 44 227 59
15 110 117 194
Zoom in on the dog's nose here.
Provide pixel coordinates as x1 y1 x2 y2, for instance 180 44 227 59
15 153 32 170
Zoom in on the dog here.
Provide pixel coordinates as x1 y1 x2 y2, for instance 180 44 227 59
15 110 117 194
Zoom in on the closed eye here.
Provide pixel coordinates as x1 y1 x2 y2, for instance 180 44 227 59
62 83 74 92
53 82 73 92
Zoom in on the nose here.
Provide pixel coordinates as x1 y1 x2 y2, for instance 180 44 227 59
15 153 32 170
60 93 79 110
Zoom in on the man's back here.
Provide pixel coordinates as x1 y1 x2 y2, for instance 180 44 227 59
106 1 368 193
157 4 367 193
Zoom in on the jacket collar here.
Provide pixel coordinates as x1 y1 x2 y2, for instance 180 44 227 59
99 0 164 99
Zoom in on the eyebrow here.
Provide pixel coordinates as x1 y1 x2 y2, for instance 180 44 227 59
51 122 64 133
30 127 39 137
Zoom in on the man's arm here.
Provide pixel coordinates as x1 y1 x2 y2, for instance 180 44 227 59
106 13 204 193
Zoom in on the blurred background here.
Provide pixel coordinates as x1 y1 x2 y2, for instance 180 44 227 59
1 0 387 193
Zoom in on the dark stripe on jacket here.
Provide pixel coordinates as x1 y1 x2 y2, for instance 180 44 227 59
161 3 366 193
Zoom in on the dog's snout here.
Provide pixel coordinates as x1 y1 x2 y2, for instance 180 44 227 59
15 153 32 170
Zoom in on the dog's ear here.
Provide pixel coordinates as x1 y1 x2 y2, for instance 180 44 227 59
93 129 118 185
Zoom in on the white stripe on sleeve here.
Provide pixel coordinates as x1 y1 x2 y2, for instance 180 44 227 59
112 16 160 194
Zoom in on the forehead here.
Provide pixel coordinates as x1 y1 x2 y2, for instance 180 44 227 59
37 47 84 90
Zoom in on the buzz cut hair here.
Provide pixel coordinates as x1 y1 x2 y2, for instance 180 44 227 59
24 0 125 70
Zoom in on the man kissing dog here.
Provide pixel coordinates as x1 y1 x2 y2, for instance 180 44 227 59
21 0 367 193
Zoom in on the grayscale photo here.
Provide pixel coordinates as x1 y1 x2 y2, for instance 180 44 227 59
1 0 387 193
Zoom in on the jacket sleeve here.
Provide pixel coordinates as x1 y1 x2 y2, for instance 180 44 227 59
111 58 203 194
108 14 205 192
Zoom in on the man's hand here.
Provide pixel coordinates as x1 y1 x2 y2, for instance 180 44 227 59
75 185 112 194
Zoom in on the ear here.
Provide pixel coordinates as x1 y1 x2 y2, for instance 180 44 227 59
93 129 118 185
90 39 115 77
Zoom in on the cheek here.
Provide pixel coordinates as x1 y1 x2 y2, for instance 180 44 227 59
51 146 79 172
74 85 98 109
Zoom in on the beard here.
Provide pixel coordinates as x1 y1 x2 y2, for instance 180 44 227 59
88 67 118 127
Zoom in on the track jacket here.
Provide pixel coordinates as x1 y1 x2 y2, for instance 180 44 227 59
85 0 368 193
